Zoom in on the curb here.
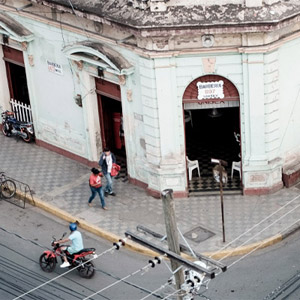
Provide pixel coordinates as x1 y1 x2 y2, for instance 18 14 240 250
20 191 158 258
19 191 300 261
281 222 300 239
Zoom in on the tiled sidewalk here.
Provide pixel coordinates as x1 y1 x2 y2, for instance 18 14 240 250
1 134 300 255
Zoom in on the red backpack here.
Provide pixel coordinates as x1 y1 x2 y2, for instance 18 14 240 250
111 163 121 177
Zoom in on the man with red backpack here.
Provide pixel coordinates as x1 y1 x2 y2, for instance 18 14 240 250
99 148 117 197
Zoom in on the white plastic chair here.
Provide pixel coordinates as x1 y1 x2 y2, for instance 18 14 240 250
231 161 241 179
186 156 200 180
184 110 193 127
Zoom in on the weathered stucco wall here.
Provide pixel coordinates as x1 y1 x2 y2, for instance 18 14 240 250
1 0 300 195
5 13 90 158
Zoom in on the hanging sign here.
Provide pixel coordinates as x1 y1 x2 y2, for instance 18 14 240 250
197 80 224 100
47 60 63 75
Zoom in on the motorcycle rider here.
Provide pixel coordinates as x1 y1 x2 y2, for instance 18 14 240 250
54 222 84 268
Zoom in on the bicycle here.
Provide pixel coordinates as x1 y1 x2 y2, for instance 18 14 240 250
0 172 16 199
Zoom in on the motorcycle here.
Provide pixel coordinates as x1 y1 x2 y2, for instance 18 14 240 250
1 110 34 143
39 233 96 279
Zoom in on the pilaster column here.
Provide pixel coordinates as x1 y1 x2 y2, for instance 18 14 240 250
143 57 186 195
0 46 11 110
244 53 267 165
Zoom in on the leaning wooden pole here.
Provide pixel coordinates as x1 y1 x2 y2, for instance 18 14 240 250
161 189 184 300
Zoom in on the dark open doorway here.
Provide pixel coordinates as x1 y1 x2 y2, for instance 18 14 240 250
185 107 242 195
6 62 30 105
96 78 127 180
97 95 125 157
3 46 30 105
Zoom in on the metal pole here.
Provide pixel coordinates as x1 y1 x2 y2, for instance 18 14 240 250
219 164 226 243
161 189 184 300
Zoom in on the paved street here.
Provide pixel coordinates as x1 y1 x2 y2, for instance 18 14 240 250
1 134 300 255
0 200 171 300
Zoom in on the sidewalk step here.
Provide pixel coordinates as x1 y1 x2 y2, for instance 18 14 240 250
189 189 243 197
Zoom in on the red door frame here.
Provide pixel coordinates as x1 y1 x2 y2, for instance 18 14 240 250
3 46 25 100
95 78 121 150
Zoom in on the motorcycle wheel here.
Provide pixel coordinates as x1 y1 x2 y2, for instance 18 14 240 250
78 259 95 279
39 253 56 272
22 129 33 143
2 123 11 137
1 179 16 199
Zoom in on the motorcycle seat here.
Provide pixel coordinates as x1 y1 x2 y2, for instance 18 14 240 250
73 248 95 255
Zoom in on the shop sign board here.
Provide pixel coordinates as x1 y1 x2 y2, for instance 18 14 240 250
197 80 224 100
47 60 63 75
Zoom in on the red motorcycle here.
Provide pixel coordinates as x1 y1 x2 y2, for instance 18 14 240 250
39 233 96 279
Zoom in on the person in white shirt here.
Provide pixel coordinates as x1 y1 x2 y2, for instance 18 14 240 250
99 148 117 196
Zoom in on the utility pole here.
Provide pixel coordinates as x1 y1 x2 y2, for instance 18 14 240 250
211 158 228 243
161 189 184 300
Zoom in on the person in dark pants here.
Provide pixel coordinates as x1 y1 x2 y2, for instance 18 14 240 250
88 168 107 210
99 148 116 197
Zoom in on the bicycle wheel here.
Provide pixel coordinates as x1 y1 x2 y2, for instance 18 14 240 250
1 179 16 199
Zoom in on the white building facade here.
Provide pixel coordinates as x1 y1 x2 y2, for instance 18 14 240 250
0 0 300 197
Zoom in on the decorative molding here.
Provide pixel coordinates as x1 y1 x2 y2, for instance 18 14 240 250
28 54 34 66
127 89 132 101
202 57 216 73
119 74 126 85
73 60 83 70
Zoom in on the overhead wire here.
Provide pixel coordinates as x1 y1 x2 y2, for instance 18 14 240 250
227 217 300 270
13 244 118 300
0 228 160 299
83 257 163 300
161 288 183 300
0 246 95 300
208 193 300 260
139 282 170 300
217 199 300 263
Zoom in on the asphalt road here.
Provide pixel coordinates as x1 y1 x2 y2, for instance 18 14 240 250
0 199 172 300
1 198 299 300
204 228 300 300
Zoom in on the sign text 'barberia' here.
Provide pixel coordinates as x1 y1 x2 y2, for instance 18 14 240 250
197 80 224 100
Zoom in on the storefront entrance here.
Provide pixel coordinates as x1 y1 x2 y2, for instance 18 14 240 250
183 75 242 195
96 78 127 178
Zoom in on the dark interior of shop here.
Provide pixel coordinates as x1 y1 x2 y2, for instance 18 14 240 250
185 107 242 194
100 96 127 180
7 62 30 105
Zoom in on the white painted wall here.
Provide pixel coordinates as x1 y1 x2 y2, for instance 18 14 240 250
0 46 11 113
7 13 90 158
278 38 300 168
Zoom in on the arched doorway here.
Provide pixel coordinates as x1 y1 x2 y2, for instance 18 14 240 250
183 75 242 195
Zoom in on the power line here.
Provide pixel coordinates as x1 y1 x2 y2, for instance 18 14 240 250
0 227 159 298
227 217 300 270
13 242 124 300
161 288 182 300
139 282 170 300
67 0 76 15
0 226 49 250
83 257 163 300
208 193 300 260
218 200 300 263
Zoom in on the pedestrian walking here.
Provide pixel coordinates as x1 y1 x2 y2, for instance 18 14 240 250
88 168 108 210
99 148 116 197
